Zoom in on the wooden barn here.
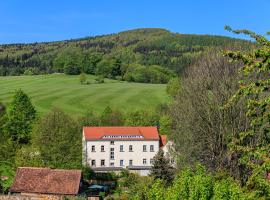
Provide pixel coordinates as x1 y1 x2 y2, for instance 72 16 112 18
10 167 82 199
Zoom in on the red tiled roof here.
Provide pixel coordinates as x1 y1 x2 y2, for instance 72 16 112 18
83 126 160 141
10 167 81 195
160 135 167 148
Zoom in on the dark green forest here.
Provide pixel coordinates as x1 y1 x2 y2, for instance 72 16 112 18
0 28 251 83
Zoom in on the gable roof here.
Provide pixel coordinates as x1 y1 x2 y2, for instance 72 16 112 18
160 135 167 148
10 167 81 195
83 126 160 141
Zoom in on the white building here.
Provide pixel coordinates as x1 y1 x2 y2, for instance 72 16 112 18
82 126 168 176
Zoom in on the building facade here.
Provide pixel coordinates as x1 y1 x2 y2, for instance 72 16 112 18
82 126 167 176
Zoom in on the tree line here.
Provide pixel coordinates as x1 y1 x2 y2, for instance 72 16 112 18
0 28 250 84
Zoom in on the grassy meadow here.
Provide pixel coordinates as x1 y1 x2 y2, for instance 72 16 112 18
0 74 170 116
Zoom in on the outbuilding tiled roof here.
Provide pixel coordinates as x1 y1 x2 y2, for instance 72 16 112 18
10 167 81 195
83 126 160 141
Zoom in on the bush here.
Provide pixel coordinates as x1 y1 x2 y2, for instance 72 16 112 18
95 75 105 83
82 166 95 180
0 164 15 193
125 164 248 200
212 178 247 200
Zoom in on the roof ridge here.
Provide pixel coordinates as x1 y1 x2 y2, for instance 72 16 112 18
18 167 81 172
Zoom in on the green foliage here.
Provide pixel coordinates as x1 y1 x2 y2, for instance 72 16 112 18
82 166 95 180
212 178 246 200
14 145 44 167
125 109 159 126
79 73 87 84
0 28 250 84
223 27 270 198
146 179 166 200
95 58 121 78
125 165 248 200
123 64 175 84
166 77 181 97
0 163 14 193
124 173 153 200
158 115 172 135
95 75 105 83
23 68 34 75
150 149 175 185
187 165 214 200
32 108 82 169
64 62 80 75
100 106 125 126
79 110 100 126
5 89 36 144
169 49 247 174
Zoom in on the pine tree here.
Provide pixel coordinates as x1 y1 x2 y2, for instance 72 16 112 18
5 89 36 144
150 149 174 185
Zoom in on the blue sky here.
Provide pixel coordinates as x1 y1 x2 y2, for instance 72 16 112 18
0 0 269 44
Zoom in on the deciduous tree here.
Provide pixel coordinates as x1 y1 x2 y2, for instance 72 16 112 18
32 108 81 169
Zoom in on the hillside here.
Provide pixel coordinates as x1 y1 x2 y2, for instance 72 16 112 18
0 74 169 116
0 28 250 81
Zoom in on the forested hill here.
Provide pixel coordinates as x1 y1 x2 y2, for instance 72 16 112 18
0 28 250 83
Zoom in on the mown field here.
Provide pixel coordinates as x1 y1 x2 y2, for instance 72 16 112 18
0 74 170 116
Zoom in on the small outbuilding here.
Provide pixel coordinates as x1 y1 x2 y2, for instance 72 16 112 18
10 167 82 199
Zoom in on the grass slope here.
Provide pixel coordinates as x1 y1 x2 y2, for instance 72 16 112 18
0 74 169 116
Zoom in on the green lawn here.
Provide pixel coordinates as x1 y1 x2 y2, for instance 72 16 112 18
0 74 170 116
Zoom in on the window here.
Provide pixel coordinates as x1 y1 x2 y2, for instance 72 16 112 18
110 151 114 160
129 145 133 152
91 160 96 166
129 160 133 166
110 148 114 152
120 145 124 152
143 145 147 152
101 145 105 152
110 141 114 145
150 159 154 165
110 162 114 166
91 145 95 152
120 160 124 166
101 159 105 166
150 145 154 152
143 159 147 165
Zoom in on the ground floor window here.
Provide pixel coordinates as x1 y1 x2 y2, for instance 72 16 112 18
129 159 133 166
101 159 105 166
91 159 96 166
120 160 124 166
143 158 147 165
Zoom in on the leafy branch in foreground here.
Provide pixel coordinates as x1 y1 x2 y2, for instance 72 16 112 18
223 26 270 198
